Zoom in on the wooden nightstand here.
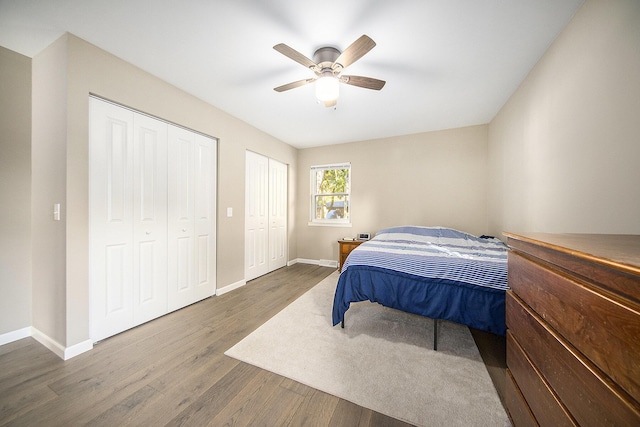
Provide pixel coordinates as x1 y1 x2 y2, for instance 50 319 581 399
338 239 364 272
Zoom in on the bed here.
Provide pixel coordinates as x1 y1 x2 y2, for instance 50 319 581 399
332 226 509 344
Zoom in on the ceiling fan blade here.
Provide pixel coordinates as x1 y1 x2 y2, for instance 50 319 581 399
273 43 318 70
274 78 316 92
342 75 386 90
333 35 376 70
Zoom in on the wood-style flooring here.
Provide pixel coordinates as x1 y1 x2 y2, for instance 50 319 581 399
0 263 506 426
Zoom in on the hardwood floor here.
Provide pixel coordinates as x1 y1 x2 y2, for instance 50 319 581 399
0 263 506 426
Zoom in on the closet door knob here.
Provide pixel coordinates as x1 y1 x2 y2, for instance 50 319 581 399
145 231 151 235
182 228 187 232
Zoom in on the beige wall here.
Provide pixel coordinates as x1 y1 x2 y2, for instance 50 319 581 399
488 0 640 236
28 34 297 347
0 46 32 335
296 125 489 263
31 35 69 343
5 0 640 349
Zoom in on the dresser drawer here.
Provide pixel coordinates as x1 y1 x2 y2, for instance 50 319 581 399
508 252 640 403
506 291 640 426
505 368 538 427
507 331 576 426
506 234 640 304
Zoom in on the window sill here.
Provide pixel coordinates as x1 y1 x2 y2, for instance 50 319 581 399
308 222 352 228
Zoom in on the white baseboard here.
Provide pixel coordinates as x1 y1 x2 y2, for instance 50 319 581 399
289 258 339 268
1 258 339 359
0 326 31 346
31 327 66 359
294 258 318 265
216 259 337 297
216 278 247 296
0 326 93 360
31 327 93 360
319 259 339 268
64 339 94 360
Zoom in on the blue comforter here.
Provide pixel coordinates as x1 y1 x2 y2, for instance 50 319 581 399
332 226 509 335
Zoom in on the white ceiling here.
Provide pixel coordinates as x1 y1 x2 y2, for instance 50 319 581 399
0 0 583 148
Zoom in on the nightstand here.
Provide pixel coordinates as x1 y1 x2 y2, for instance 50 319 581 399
338 239 364 272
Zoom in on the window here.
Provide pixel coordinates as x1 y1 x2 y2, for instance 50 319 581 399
310 163 351 225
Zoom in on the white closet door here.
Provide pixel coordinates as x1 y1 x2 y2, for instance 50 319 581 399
268 158 287 271
90 99 135 341
245 151 269 281
193 133 216 301
91 97 216 342
167 125 196 310
132 114 168 325
167 125 216 310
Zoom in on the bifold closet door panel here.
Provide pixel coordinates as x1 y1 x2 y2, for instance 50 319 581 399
268 158 287 272
245 152 288 280
90 99 136 341
245 151 269 281
90 100 171 341
193 131 216 302
132 113 168 325
167 125 216 311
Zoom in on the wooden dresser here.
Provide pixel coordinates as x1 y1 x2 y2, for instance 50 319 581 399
503 232 640 427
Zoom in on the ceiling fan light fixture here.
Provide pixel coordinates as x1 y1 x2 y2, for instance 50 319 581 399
315 74 340 105
274 35 384 107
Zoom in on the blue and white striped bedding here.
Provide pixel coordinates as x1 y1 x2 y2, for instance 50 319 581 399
332 226 509 335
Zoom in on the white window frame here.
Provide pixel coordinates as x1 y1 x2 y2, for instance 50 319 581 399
309 162 352 227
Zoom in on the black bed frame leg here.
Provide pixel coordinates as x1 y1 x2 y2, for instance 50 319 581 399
433 319 438 351
341 319 344 329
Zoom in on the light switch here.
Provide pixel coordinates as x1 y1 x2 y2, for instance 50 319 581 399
53 203 61 221
226 207 233 217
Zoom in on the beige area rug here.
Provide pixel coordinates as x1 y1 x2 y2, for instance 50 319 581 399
225 271 510 426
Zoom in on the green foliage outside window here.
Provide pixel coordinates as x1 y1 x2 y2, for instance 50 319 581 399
311 164 350 222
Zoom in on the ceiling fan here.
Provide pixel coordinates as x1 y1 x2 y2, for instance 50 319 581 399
273 34 386 108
